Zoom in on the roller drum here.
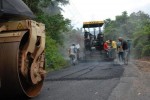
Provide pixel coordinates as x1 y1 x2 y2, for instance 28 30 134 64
0 31 45 98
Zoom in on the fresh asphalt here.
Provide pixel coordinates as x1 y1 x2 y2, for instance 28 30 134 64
32 61 125 100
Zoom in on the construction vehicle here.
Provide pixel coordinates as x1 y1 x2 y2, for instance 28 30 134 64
83 21 104 51
83 21 105 60
83 21 117 61
0 0 46 98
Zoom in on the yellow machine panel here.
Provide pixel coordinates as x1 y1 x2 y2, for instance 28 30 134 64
83 21 104 28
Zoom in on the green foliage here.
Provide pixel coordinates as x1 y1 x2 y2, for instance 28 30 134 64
36 10 70 70
23 0 71 70
23 0 69 15
104 12 129 40
133 42 143 58
142 45 150 57
46 36 68 70
36 13 70 45
23 0 42 14
40 0 69 7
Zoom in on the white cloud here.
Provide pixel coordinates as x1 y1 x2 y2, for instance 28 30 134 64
62 0 150 28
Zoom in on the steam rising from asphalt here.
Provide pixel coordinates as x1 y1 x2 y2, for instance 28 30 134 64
59 29 84 60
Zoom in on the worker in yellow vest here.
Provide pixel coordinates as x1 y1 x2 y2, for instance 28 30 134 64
109 39 117 58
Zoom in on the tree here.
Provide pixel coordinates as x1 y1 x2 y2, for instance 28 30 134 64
23 0 69 15
37 13 70 45
23 0 71 70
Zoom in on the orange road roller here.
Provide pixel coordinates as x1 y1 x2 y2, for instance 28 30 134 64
0 20 46 98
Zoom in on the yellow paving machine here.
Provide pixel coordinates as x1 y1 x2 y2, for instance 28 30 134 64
83 21 105 60
83 21 104 51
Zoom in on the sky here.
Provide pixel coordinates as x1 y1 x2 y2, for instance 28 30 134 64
61 0 150 28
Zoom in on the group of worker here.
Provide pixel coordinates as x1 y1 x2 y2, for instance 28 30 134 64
103 37 129 65
68 37 129 65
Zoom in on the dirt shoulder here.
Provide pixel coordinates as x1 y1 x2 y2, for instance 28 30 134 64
134 60 150 72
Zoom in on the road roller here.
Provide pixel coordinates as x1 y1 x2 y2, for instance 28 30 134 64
0 0 46 98
0 20 46 98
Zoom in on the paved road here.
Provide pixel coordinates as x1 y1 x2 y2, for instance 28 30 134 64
32 61 124 100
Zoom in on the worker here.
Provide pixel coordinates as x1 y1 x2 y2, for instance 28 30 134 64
118 37 128 60
117 38 124 64
109 39 117 58
103 41 110 58
68 44 78 65
76 44 80 61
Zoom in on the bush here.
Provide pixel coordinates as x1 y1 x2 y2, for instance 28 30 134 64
133 43 143 59
142 45 150 57
45 36 68 71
